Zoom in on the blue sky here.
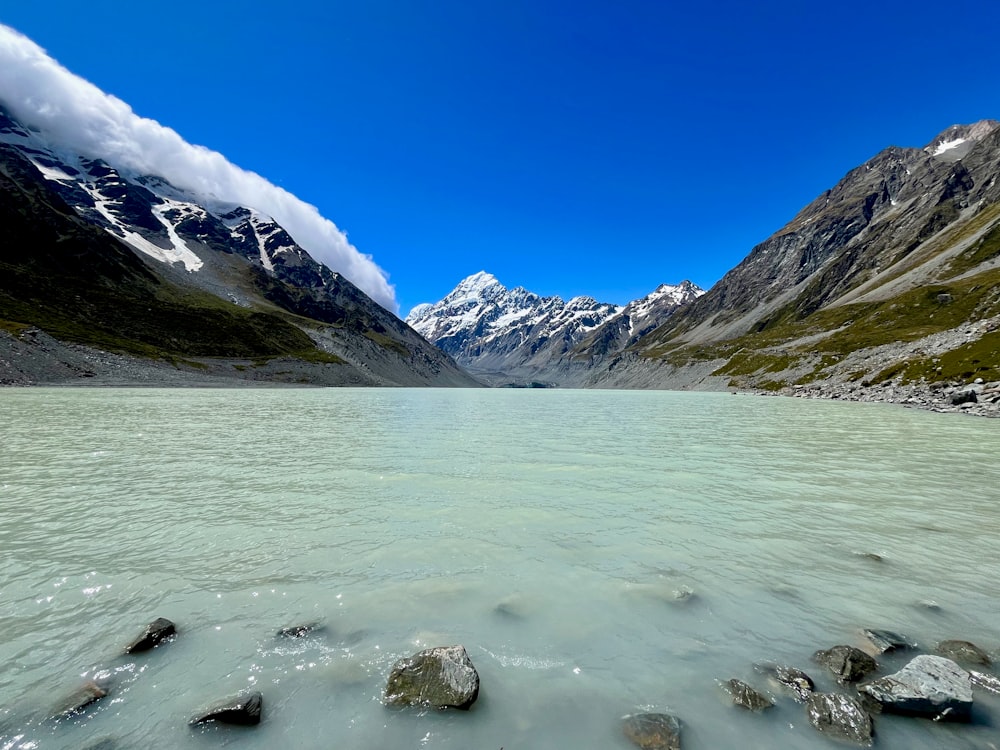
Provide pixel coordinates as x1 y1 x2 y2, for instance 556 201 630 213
3 1 1000 315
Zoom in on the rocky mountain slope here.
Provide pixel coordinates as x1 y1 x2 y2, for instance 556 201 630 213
581 120 1000 407
407 272 702 384
0 105 477 387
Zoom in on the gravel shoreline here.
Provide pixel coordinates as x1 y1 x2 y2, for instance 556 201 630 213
751 379 1000 417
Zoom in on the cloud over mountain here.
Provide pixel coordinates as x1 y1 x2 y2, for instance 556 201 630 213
0 24 397 312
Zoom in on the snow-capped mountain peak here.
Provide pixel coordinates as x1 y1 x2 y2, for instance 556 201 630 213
407 273 702 381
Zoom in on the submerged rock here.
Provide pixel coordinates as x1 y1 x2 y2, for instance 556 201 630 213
384 645 480 710
124 617 176 653
721 679 773 711
55 680 109 718
81 740 117 750
858 654 972 721
277 623 324 638
862 629 914 655
670 586 697 604
621 712 681 750
805 693 874 746
755 663 814 701
935 640 992 667
189 691 263 726
813 645 878 683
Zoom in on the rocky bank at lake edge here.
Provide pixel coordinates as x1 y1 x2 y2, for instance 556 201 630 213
2 326 998 418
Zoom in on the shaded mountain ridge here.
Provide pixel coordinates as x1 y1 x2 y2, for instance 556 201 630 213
0 104 476 386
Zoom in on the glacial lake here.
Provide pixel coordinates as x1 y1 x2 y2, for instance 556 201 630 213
1 388 999 750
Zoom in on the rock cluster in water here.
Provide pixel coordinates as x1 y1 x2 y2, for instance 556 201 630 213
20 610 1000 749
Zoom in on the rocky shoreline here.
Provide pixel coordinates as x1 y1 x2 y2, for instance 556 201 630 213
9 615 998 749
2 327 999 419
753 377 1000 418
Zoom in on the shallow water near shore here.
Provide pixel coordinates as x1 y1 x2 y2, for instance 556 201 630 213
1 388 999 749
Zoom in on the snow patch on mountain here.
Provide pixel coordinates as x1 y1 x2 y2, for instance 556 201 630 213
406 273 702 381
933 138 967 156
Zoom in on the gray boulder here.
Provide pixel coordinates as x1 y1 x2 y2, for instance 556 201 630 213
721 679 773 711
124 617 176 653
814 645 878 683
384 645 480 710
621 713 681 750
858 654 972 721
936 640 992 666
189 691 263 726
805 693 874 746
951 389 978 405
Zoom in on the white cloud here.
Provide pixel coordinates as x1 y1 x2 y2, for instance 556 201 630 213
0 24 398 312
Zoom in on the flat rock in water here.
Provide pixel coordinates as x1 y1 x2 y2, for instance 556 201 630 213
190 691 263 726
814 645 878 683
805 693 874 746
124 617 176 653
621 713 681 750
55 680 109 718
936 640 992 667
863 629 914 654
384 645 480 710
721 679 773 711
859 654 972 721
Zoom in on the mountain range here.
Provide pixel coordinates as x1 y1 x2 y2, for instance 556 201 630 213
410 121 1000 396
406 273 703 385
0 104 476 387
2 91 998 397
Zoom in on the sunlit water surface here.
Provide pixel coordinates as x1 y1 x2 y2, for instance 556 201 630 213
1 388 999 749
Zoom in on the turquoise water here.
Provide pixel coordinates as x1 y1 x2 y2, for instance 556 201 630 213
1 388 999 749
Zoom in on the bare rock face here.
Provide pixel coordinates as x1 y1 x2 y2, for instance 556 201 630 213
384 645 480 710
621 713 681 750
124 617 176 653
813 645 879 684
805 693 874 746
189 691 263 726
858 655 973 721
